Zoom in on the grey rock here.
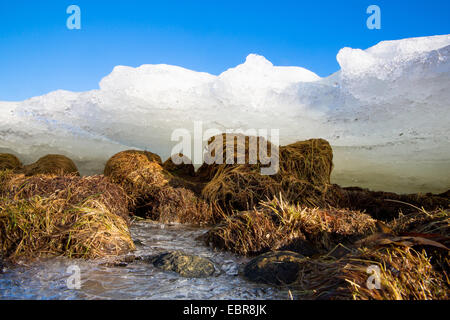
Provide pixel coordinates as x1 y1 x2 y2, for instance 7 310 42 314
150 251 216 278
244 251 306 285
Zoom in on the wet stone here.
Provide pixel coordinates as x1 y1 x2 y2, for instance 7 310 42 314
150 251 216 278
244 251 306 286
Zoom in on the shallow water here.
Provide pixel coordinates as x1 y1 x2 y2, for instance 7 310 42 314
0 221 289 300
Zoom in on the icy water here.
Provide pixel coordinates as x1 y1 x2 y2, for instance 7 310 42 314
0 221 289 300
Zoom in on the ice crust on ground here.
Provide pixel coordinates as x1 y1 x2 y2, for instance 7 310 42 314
1 35 449 193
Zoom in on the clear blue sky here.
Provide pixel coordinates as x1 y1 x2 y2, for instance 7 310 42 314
0 0 449 101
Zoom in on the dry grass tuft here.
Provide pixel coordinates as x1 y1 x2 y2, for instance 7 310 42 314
389 208 449 238
262 198 377 250
0 197 135 261
0 154 23 171
196 133 275 182
104 150 170 216
276 208 450 300
0 173 131 222
292 245 449 300
23 154 79 176
0 169 134 261
387 208 450 272
278 139 333 186
205 196 377 256
199 134 333 213
279 175 329 208
146 187 221 226
342 246 449 300
205 210 283 256
104 150 219 225
104 150 167 199
201 165 280 212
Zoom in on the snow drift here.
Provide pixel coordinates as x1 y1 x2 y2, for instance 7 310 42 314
1 35 449 193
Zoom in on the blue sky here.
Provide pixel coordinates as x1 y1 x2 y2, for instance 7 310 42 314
0 0 449 101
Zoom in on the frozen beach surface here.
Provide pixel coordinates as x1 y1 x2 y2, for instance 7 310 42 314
1 35 449 193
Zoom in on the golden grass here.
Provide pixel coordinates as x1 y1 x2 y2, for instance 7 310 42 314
343 246 448 300
257 208 449 300
278 138 333 186
0 170 135 261
390 208 449 237
104 150 219 225
196 133 275 182
104 150 168 200
0 172 131 222
104 150 170 217
23 154 79 176
292 245 449 300
205 196 377 256
0 153 22 171
387 208 449 273
199 134 333 213
147 187 221 226
0 196 135 261
205 209 283 256
201 165 280 212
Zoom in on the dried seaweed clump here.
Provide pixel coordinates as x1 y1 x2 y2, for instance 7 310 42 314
23 154 79 176
104 150 168 204
205 196 377 256
196 133 276 182
0 170 134 261
205 209 283 256
104 150 218 225
1 173 131 222
279 138 333 186
146 187 221 226
282 208 450 300
201 165 281 212
200 134 333 212
291 245 449 300
0 197 135 261
0 154 22 171
386 208 449 272
389 208 449 240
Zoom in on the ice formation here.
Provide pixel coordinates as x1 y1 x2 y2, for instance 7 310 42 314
1 35 449 193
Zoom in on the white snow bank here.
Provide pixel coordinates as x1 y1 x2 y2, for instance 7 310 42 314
1 35 449 193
